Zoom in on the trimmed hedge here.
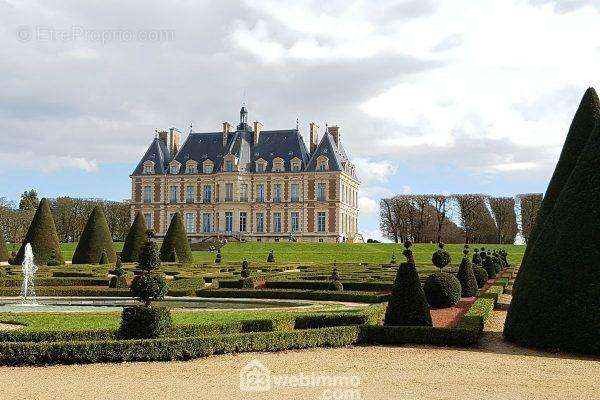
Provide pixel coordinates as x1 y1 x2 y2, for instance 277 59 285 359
121 212 147 263
72 206 117 265
0 287 191 297
160 213 193 263
264 280 393 292
196 288 388 303
0 278 109 287
52 271 95 278
119 306 172 339
14 198 64 265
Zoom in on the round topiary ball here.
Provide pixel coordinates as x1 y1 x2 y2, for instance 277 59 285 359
431 243 451 270
329 280 344 291
473 266 489 288
423 271 461 309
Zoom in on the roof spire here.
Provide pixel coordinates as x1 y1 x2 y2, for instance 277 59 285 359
189 122 193 134
296 116 299 130
154 129 158 139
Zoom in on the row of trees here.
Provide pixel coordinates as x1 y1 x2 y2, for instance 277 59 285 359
0 190 130 249
380 193 543 244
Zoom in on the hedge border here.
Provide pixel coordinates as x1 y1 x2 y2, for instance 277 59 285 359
196 288 388 303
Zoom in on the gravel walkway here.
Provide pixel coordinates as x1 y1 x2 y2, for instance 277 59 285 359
1 310 598 400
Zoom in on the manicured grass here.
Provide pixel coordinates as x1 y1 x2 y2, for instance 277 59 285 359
22 242 524 266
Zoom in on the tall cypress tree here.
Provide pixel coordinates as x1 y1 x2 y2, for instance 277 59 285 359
518 88 600 281
504 118 600 355
121 212 147 262
15 198 64 265
72 206 117 264
160 213 193 263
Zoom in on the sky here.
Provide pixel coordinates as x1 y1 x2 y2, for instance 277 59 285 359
1 0 599 241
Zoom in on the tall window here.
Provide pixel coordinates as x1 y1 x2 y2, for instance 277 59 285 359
256 213 264 233
202 213 211 233
203 163 213 174
203 185 212 203
185 212 195 233
170 164 179 174
256 163 265 173
256 184 265 202
273 184 282 202
318 212 326 232
239 212 247 232
226 160 234 172
169 186 177 203
291 162 301 172
143 186 152 204
291 212 299 232
185 164 196 174
186 186 195 203
144 213 152 229
225 183 233 201
273 212 281 233
290 183 300 202
317 183 326 201
240 183 248 202
225 212 233 232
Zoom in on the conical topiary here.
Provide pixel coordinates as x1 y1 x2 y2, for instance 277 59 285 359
384 241 432 326
72 206 117 265
160 213 193 263
121 212 148 262
0 232 8 262
15 198 64 265
504 111 600 355
457 245 478 297
516 88 600 295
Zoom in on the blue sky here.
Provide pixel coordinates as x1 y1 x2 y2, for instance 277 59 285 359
1 0 599 241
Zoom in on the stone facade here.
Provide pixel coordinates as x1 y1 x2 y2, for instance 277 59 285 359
130 108 360 243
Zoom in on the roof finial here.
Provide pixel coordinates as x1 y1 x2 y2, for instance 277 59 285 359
154 129 158 139
296 116 299 130
189 122 193 134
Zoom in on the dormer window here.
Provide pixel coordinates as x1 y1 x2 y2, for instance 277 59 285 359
226 161 234 172
169 161 180 175
272 158 284 172
317 156 329 172
255 159 267 173
142 161 155 174
185 160 197 174
202 160 214 174
290 157 301 172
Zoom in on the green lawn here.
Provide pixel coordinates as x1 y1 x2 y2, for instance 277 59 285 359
46 242 524 266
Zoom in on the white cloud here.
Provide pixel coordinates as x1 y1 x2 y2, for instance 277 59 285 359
353 158 397 184
0 152 98 173
358 196 378 216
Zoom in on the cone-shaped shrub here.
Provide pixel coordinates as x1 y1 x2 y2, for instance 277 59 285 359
72 206 116 265
504 112 600 355
473 266 488 288
457 245 478 297
121 212 147 262
384 241 432 326
160 213 192 263
0 233 8 262
267 250 275 263
15 198 64 265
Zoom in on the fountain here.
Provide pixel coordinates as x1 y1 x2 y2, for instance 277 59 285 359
20 243 38 305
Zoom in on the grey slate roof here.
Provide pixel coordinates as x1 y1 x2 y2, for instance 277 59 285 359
251 129 310 172
131 138 171 175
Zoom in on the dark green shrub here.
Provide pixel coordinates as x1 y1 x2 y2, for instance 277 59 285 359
431 242 451 270
457 246 478 297
113 257 124 277
130 274 168 305
72 206 116 265
46 249 61 267
267 250 275 263
473 266 488 288
14 198 64 265
472 248 481 266
240 259 250 278
160 213 193 263
384 241 431 326
119 306 172 339
99 250 109 265
109 275 128 289
120 212 147 262
423 272 461 309
330 268 340 281
505 89 600 355
138 238 161 272
241 278 254 288
215 249 222 264
389 254 396 264
329 280 344 291
482 255 497 279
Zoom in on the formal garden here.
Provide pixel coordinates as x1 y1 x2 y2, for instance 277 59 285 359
0 87 598 366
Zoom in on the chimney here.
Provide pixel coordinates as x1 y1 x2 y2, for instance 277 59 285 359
309 122 319 155
169 127 181 157
253 121 263 146
222 122 231 147
327 125 340 147
158 130 169 147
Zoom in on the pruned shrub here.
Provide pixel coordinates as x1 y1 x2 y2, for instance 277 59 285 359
72 206 116 265
109 276 128 289
130 274 168 305
121 212 147 262
457 245 478 297
241 278 255 289
384 241 432 326
14 198 64 265
160 213 193 263
99 250 109 265
472 248 481 266
119 306 172 339
482 254 497 279
267 250 275 263
473 266 489 288
215 249 222 264
423 271 461 309
329 281 344 291
46 249 61 267
431 242 451 271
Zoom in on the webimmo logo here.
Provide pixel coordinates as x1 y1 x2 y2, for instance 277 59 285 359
239 359 271 392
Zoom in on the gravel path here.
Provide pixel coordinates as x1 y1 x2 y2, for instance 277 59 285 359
1 310 598 400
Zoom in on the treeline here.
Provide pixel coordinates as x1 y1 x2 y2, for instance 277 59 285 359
0 190 129 248
380 193 542 244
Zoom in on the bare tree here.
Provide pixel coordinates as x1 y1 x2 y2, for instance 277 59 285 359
489 196 518 244
379 198 400 243
430 194 450 243
517 193 543 244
